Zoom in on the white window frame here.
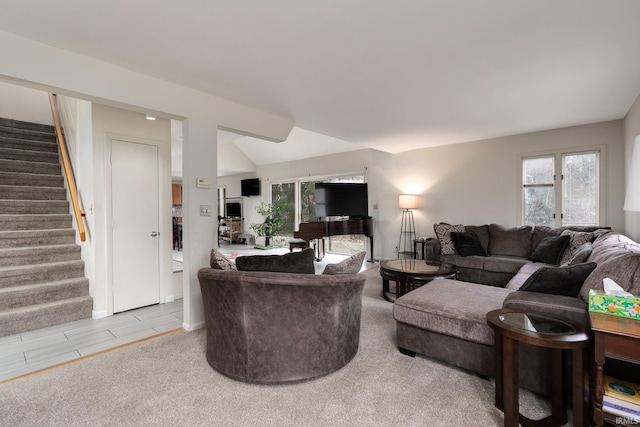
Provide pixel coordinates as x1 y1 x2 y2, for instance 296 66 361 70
517 145 606 227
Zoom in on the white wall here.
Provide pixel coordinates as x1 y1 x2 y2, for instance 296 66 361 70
217 139 256 176
54 96 97 308
0 29 294 331
0 81 52 124
624 93 640 241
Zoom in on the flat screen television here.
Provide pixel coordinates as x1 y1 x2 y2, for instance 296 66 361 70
314 183 369 219
226 202 241 218
241 178 260 196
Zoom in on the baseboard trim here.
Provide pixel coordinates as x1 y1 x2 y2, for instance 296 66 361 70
182 320 205 331
92 309 109 319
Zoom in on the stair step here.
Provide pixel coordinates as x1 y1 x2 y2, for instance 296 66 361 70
0 244 80 267
0 117 55 134
0 185 66 201
0 200 69 215
0 171 64 188
0 260 85 288
0 295 93 337
0 146 59 163
0 229 76 248
0 278 89 310
0 125 56 143
0 214 72 231
0 158 61 175
0 136 58 153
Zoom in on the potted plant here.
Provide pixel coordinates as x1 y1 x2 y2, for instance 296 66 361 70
250 202 284 247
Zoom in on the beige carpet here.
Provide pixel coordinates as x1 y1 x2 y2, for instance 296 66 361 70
0 268 566 427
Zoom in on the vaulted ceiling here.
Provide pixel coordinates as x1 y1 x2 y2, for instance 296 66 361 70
2 0 640 158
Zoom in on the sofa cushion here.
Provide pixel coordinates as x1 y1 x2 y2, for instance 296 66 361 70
520 262 597 297
482 256 530 274
579 253 640 302
561 242 592 266
528 235 570 265
210 248 237 271
488 224 533 258
587 231 640 265
393 279 514 345
235 248 315 274
559 229 594 265
434 223 465 255
450 231 487 257
322 251 366 274
440 254 485 270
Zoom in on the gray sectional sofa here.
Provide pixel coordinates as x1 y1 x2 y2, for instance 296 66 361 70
393 224 640 394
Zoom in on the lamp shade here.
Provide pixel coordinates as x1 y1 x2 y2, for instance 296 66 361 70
399 194 418 210
624 136 640 212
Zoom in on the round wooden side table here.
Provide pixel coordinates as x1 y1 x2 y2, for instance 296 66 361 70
487 309 591 427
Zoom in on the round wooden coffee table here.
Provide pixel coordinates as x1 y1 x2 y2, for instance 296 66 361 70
487 309 591 427
379 259 457 302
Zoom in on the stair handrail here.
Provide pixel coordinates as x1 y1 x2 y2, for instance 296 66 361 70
48 93 87 242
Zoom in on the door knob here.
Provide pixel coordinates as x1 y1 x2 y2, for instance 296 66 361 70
150 231 159 237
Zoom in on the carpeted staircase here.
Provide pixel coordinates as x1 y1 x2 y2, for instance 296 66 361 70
0 117 93 337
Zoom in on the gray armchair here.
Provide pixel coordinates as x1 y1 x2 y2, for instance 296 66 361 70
197 268 366 384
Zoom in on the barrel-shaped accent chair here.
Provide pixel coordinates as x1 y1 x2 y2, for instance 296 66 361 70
197 268 366 384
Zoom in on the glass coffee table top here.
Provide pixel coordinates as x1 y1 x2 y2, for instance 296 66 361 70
498 312 576 335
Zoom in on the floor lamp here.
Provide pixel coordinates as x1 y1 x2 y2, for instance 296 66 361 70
398 194 418 258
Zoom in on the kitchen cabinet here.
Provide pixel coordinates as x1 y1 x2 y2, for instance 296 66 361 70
172 184 182 205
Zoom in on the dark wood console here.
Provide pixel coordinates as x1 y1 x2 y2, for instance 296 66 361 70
294 218 374 261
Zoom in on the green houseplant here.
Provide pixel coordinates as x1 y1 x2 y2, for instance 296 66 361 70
250 202 284 247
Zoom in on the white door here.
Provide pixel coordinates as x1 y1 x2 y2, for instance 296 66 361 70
111 139 160 313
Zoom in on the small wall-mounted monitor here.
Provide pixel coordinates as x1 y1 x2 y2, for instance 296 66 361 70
241 178 260 197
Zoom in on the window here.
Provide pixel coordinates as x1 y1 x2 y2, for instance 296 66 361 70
269 174 365 254
271 182 295 237
521 148 602 227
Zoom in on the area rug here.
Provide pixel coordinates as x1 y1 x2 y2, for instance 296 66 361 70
0 268 564 426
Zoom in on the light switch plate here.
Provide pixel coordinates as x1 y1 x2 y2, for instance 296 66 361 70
200 205 212 216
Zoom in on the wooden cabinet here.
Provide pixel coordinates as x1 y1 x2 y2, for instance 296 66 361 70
220 218 242 243
590 312 640 426
172 184 182 205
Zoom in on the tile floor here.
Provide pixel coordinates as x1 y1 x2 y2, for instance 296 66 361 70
0 299 183 383
0 244 365 384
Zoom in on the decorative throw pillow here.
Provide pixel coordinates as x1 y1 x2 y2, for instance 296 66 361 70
560 242 593 267
235 248 315 274
520 262 597 297
434 223 465 255
528 235 570 265
322 251 366 274
210 248 237 271
450 231 487 257
559 230 594 265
